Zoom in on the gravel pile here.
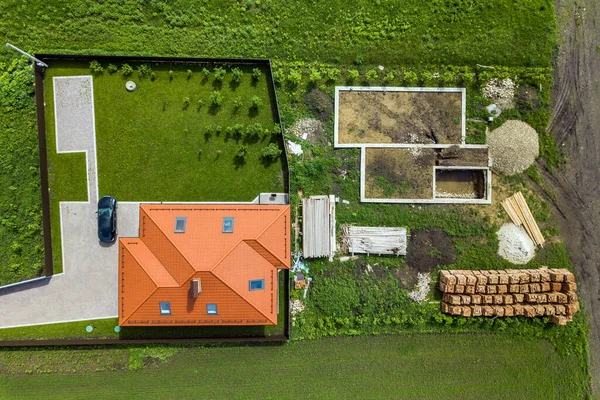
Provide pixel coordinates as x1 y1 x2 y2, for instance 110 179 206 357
287 118 323 142
497 223 536 264
482 78 517 109
488 120 539 174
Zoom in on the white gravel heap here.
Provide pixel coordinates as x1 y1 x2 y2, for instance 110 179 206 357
287 118 323 141
488 120 539 174
497 223 536 264
482 78 517 109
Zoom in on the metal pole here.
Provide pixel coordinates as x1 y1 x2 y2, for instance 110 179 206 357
5 43 48 68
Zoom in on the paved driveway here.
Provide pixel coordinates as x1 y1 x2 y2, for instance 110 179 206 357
0 77 139 328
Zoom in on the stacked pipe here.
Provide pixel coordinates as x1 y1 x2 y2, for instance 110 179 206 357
439 268 578 325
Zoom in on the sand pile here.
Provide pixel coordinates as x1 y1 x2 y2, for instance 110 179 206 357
497 223 535 264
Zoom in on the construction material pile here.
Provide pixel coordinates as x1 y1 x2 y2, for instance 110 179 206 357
502 192 545 247
488 120 539 174
439 268 579 325
341 225 407 256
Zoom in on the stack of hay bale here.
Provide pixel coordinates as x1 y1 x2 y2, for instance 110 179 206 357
439 268 578 325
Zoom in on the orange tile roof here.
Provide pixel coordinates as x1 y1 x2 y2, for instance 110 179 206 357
119 204 290 326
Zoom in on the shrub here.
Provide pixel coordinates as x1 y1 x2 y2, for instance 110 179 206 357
201 68 210 79
233 97 243 109
326 68 341 82
89 60 103 75
354 55 365 65
213 67 226 81
250 95 262 109
197 99 205 110
121 64 134 77
150 71 157 81
162 98 168 111
183 97 190 109
272 69 284 84
236 145 248 158
245 123 263 139
272 123 281 135
287 70 302 87
348 70 360 82
403 70 418 86
309 68 322 84
169 70 174 80
210 90 223 106
231 67 243 82
261 143 282 160
107 64 118 74
187 69 193 79
137 64 152 79
252 68 262 81
365 69 379 82
384 71 395 83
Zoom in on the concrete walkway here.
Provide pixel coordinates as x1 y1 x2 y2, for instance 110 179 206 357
0 76 134 328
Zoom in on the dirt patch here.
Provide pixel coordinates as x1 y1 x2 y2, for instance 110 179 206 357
406 229 456 273
437 146 489 167
392 266 420 289
287 118 327 145
305 89 334 122
365 148 435 199
338 90 463 145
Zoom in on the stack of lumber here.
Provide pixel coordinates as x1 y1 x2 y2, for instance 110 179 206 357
341 225 407 256
439 268 578 325
502 192 545 246
302 195 336 260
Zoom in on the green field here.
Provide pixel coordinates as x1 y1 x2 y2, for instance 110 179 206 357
0 335 588 399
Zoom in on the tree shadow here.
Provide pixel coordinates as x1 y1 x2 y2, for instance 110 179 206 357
233 155 247 169
212 80 223 90
248 107 259 118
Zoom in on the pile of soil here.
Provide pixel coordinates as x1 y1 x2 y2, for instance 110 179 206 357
488 120 539 174
497 223 535 264
406 229 456 273
305 89 333 122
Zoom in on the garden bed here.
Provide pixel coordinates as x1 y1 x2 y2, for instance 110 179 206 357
335 87 464 146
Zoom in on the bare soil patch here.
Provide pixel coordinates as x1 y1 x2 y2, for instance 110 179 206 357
338 90 462 145
305 89 334 122
365 148 435 199
406 228 456 273
438 146 489 167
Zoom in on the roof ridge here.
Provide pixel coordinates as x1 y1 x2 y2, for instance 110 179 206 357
208 238 244 272
210 268 276 324
141 205 196 284
122 286 159 325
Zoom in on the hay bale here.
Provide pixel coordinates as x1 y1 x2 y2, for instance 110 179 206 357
551 282 562 292
462 307 473 317
509 284 520 293
524 305 536 317
544 305 556 316
504 305 515 317
524 293 537 303
487 285 497 294
566 302 579 315
471 295 482 305
564 271 575 283
465 285 475 295
547 292 558 303
539 270 551 283
483 295 494 305
509 274 520 284
471 306 483 317
443 294 461 305
461 295 472 305
530 271 540 283
549 270 564 282
519 273 530 284
497 285 508 294
449 305 463 315
534 305 545 316
514 293 525 303
513 304 525 316
483 306 494 317
493 306 505 317
498 274 509 285
562 282 577 292
550 315 568 326
504 294 514 305
556 293 568 303
519 284 530 294
476 275 488 285
540 282 551 292
441 302 450 313
455 285 465 294
440 270 452 284
456 274 467 285
466 275 477 286
476 285 486 294
567 292 578 303
529 283 541 293
493 295 504 305
488 275 499 285
555 304 566 315
537 294 547 303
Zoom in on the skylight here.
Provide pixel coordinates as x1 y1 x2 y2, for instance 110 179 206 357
249 279 265 291
174 217 186 233
222 217 234 233
159 302 171 316
206 303 218 315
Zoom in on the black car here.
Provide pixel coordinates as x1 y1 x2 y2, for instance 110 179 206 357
98 196 117 243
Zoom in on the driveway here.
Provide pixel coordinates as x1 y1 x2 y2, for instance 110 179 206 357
0 76 139 328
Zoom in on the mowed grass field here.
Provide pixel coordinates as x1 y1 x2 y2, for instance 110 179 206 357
0 335 588 399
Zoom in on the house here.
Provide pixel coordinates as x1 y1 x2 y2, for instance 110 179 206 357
118 203 290 326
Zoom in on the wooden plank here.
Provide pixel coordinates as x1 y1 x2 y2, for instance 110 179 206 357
514 192 545 246
502 198 522 226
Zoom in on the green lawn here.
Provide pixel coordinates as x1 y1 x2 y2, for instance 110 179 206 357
0 335 588 399
42 60 285 272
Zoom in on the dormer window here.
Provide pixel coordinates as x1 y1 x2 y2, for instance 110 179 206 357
174 217 186 233
222 217 234 233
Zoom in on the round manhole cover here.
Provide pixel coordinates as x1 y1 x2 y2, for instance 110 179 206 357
126 81 137 91
86 325 93 333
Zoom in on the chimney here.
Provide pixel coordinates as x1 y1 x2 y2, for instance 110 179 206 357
190 279 201 298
